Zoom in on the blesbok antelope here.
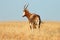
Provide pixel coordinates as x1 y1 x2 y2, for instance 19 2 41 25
22 4 41 29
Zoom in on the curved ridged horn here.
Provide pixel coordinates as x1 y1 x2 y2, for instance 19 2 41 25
24 4 26 9
24 3 29 9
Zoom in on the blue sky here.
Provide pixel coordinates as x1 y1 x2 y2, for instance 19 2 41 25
0 0 60 21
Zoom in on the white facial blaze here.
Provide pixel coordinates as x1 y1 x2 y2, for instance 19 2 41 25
23 12 25 16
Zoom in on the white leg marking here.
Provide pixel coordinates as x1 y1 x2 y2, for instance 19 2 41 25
30 23 33 30
36 18 39 29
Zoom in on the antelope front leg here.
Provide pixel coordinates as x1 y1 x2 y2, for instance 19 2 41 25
29 23 34 31
29 23 32 29
29 22 33 29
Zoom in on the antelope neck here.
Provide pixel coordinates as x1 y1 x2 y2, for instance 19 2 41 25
26 12 32 20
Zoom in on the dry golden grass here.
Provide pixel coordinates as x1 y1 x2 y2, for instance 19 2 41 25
0 21 60 40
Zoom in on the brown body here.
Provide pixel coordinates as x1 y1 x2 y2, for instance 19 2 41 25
22 4 41 29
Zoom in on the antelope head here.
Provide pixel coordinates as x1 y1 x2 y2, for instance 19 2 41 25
22 4 29 17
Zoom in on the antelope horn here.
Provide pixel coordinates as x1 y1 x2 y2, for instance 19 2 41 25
24 3 29 9
24 4 26 9
25 4 29 9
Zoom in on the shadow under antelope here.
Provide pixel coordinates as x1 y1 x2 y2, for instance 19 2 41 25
22 4 41 29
